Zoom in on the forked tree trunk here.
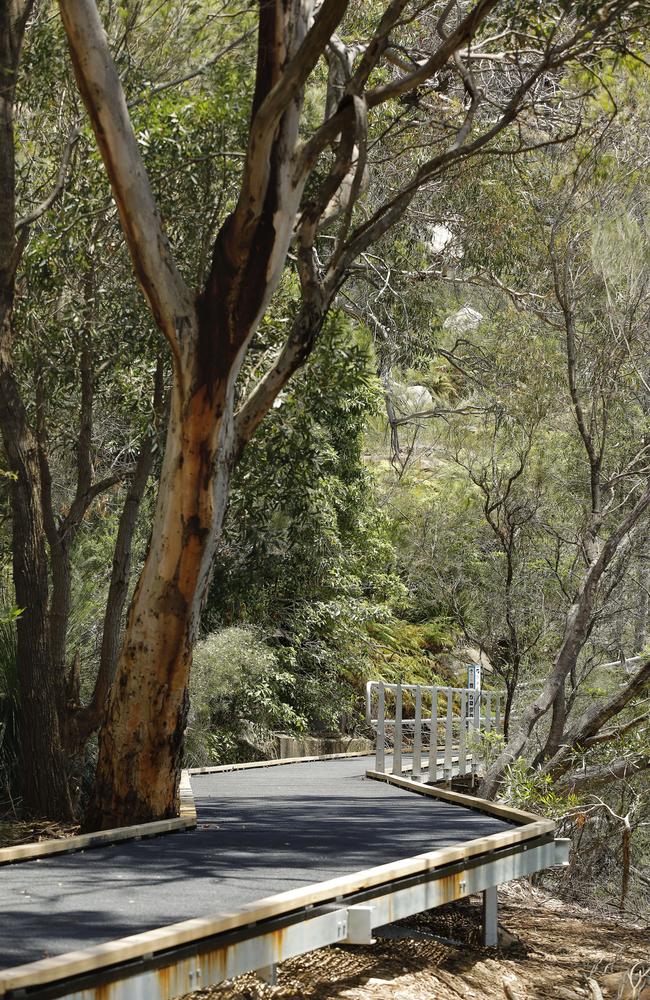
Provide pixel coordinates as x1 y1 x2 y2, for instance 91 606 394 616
61 0 333 830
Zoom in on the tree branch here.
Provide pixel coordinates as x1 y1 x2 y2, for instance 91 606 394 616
366 0 499 107
557 753 650 793
234 295 327 454
230 0 349 256
544 658 650 776
16 126 80 232
57 0 195 362
73 359 164 743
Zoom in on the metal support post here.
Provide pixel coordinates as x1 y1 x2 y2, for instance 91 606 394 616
459 689 467 776
257 964 277 985
473 689 481 739
444 688 453 781
482 885 498 947
392 686 402 776
428 687 438 782
346 905 375 945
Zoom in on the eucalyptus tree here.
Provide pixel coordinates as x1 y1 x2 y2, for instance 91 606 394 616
0 0 254 819
46 0 650 829
478 144 650 796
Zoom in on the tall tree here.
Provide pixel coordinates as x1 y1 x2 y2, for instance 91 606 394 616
0 0 79 817
479 142 650 795
47 0 648 828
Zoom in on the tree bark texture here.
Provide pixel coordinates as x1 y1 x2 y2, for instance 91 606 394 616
84 362 237 827
0 0 74 818
73 0 332 828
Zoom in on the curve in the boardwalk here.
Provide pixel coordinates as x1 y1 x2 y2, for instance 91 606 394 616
0 756 511 968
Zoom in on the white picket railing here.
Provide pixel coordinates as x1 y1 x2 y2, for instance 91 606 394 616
365 681 503 782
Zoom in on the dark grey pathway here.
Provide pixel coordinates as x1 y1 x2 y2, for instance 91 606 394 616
0 757 511 968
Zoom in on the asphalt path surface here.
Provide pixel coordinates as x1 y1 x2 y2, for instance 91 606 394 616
0 757 511 968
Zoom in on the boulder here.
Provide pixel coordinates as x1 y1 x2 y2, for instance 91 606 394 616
443 305 483 333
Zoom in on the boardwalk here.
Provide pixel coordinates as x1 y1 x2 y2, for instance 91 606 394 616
1 757 509 969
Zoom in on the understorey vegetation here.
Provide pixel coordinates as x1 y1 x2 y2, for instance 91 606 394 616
0 0 648 916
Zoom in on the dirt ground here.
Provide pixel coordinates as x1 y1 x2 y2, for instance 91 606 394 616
186 883 650 1000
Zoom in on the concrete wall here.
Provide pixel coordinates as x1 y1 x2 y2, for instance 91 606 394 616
274 735 373 759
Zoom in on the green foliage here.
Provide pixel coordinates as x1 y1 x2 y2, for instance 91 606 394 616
366 618 457 686
185 627 303 767
501 758 579 819
205 313 405 733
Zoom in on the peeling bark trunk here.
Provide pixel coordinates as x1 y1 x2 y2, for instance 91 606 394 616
84 344 237 828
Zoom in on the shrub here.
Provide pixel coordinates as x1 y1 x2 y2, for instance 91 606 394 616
185 626 305 767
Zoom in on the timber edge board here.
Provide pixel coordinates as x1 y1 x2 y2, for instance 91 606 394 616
0 766 555 996
366 768 547 826
187 750 374 774
0 769 197 867
0 754 367 866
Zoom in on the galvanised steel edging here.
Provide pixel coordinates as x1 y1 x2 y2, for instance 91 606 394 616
0 832 568 1000
0 767 564 1000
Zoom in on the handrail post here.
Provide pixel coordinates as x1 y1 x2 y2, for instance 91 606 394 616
365 681 373 725
459 689 467 777
428 687 438 783
413 686 422 781
444 688 453 782
376 683 385 773
473 689 481 736
392 685 402 775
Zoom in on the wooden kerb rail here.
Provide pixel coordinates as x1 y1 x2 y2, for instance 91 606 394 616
0 756 569 1000
0 771 197 867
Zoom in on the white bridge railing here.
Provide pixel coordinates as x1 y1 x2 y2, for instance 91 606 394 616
365 681 504 782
